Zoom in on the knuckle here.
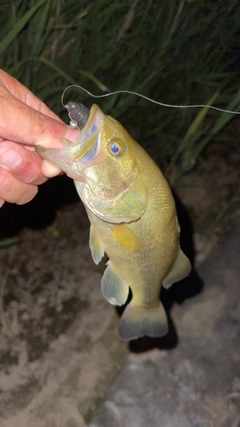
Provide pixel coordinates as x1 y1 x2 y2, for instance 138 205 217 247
0 167 38 204
17 186 38 205
36 111 52 136
27 109 52 141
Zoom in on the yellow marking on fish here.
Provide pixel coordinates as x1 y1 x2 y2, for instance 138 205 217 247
111 225 142 252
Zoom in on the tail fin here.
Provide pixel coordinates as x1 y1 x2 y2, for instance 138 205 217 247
118 302 168 341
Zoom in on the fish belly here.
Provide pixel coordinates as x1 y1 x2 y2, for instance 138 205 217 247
87 205 178 308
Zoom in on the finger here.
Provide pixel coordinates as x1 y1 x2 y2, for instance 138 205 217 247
0 69 62 122
0 141 47 185
0 168 38 205
35 126 80 149
41 159 62 177
0 93 69 146
37 127 81 177
0 71 79 146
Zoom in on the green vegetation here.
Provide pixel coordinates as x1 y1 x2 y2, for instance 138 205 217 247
0 0 239 183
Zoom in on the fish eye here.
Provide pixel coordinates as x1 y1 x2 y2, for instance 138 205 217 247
108 140 125 157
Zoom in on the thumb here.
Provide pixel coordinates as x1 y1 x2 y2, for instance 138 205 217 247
39 126 80 177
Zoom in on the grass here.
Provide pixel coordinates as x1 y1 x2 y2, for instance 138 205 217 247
0 0 240 182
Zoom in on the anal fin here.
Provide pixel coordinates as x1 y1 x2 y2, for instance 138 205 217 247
163 248 191 289
101 261 129 306
89 225 105 264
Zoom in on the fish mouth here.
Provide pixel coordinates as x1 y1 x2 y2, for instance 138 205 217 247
36 104 103 177
69 104 102 162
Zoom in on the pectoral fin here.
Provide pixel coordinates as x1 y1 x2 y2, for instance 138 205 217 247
111 225 142 252
89 225 105 264
101 261 129 306
162 248 191 289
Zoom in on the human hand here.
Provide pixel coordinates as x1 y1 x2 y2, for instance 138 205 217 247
0 69 79 207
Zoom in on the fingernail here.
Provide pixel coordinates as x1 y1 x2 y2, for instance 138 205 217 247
36 127 79 149
0 149 22 168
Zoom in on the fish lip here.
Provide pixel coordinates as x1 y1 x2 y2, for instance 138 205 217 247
78 104 102 138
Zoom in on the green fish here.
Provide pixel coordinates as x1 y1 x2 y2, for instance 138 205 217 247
36 103 191 340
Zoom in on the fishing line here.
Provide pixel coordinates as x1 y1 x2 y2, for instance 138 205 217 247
61 84 240 115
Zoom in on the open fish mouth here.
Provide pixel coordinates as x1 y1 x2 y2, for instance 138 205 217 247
36 103 103 173
63 102 100 162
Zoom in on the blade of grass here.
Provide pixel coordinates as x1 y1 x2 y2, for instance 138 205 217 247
0 0 47 55
0 238 19 249
39 57 109 90
167 90 220 178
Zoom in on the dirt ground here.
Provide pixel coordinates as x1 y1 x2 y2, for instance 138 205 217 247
0 119 239 425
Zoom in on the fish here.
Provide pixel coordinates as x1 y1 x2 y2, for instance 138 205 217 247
36 103 191 341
